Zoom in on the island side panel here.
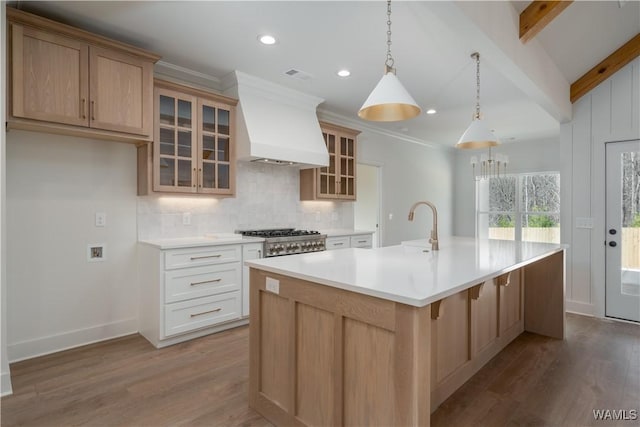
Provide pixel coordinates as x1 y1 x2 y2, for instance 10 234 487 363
248 268 432 427
430 270 525 410
523 250 566 339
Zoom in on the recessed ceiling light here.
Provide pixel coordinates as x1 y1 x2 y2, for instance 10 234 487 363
258 34 277 45
337 69 351 77
426 109 437 115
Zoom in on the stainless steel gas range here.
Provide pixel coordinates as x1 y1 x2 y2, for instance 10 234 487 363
238 228 326 257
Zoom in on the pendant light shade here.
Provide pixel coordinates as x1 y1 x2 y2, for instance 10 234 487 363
456 118 498 149
456 52 498 149
358 0 421 122
358 69 421 122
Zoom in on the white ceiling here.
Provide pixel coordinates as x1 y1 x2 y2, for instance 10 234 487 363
12 1 640 148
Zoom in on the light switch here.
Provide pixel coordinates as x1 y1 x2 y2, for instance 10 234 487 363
388 213 393 220
95 212 106 227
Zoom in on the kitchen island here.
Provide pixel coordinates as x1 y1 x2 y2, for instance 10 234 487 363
245 237 565 427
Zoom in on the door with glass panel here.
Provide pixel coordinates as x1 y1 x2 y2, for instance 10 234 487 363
606 140 640 322
198 99 234 195
154 88 197 193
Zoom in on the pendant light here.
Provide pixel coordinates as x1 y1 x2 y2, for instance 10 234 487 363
358 0 421 122
456 52 499 149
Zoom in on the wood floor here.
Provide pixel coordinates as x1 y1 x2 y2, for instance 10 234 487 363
1 313 638 427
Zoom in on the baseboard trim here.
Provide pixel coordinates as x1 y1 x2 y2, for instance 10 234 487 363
566 300 595 317
1 371 13 396
8 318 138 363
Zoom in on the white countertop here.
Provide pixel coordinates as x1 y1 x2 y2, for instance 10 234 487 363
321 229 375 237
245 236 566 307
139 234 264 249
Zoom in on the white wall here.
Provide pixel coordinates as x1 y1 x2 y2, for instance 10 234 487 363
561 58 640 317
6 131 139 362
1 1 13 396
354 163 380 246
357 131 455 246
138 161 353 240
453 137 562 237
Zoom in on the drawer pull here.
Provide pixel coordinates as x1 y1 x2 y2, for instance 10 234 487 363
334 242 344 246
190 254 222 260
357 240 367 243
190 278 222 286
190 308 222 318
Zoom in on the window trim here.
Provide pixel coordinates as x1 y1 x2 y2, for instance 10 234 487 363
476 171 560 242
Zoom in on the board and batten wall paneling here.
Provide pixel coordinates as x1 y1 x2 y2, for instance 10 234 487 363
5 131 139 361
561 58 640 317
1 2 13 396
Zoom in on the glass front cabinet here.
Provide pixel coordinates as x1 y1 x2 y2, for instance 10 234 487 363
300 122 360 201
138 80 236 196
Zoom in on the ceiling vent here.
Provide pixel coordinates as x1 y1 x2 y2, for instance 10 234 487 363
284 68 313 81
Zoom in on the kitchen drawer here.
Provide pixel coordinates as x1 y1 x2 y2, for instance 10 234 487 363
164 245 241 270
163 291 241 337
164 263 241 303
326 236 350 250
351 234 372 248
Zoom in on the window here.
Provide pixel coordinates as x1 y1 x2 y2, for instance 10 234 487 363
477 173 560 244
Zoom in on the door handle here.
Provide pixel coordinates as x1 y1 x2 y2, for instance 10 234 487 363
609 241 617 247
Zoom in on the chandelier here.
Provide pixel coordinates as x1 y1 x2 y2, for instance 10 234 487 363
470 148 509 181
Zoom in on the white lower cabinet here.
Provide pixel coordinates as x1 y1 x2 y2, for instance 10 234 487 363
326 236 350 250
138 241 258 348
350 234 373 248
326 233 374 250
164 292 242 337
242 243 263 317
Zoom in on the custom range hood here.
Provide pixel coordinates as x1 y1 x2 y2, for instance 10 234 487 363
224 71 329 169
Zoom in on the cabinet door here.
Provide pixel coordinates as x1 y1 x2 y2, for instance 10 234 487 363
153 88 198 193
242 243 263 317
317 130 340 198
198 99 235 195
89 46 152 136
338 134 356 200
326 236 350 250
11 24 89 127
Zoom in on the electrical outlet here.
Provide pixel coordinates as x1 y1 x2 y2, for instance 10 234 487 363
182 212 192 226
388 213 393 220
95 212 106 227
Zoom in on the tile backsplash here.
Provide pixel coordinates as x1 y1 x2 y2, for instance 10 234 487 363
137 161 354 240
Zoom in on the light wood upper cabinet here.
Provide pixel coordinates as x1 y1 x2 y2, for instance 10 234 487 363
300 122 360 201
89 46 153 136
8 7 159 143
11 25 89 127
138 80 237 196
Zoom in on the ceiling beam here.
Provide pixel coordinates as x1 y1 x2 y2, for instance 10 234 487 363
519 1 573 43
413 1 572 122
571 33 640 103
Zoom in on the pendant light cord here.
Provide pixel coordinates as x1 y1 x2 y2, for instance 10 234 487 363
385 0 395 71
473 52 481 120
